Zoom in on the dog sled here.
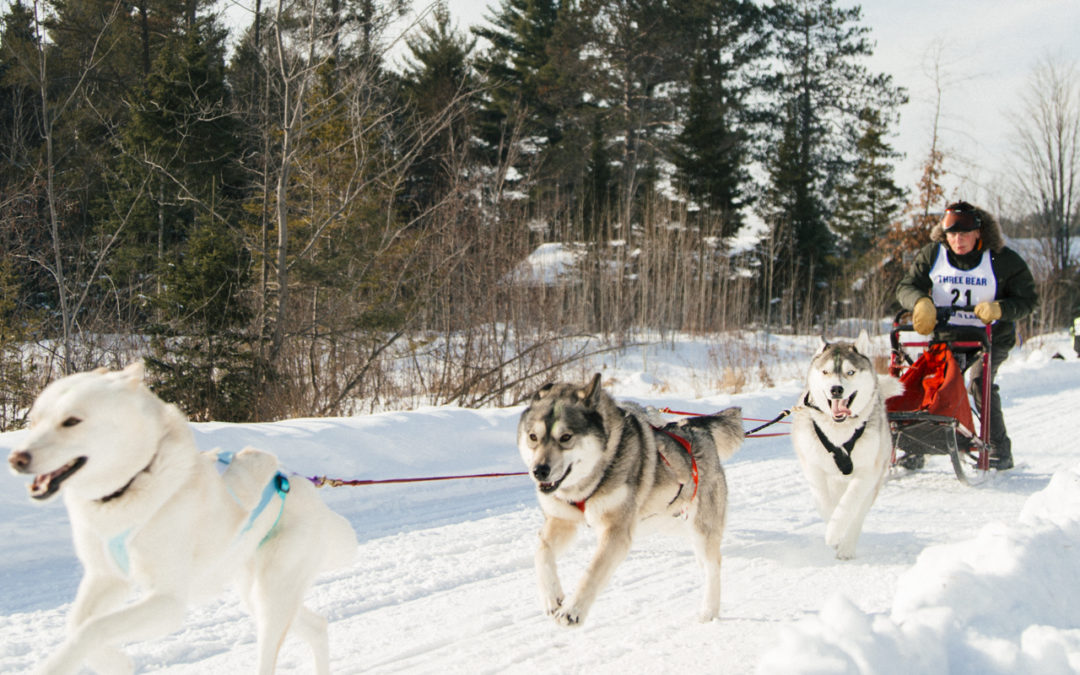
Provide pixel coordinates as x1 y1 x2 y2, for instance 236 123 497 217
886 308 993 485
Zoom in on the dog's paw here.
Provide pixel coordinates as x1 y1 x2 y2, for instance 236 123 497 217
553 605 584 627
697 607 720 623
540 593 563 617
833 544 856 560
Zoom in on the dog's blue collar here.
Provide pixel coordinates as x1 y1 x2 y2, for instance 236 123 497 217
216 451 291 547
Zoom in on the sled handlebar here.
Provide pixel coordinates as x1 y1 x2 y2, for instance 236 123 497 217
891 308 991 347
890 308 992 367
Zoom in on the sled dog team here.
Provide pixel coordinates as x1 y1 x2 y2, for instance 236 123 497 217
9 337 895 674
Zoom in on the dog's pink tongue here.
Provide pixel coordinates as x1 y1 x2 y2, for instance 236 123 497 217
830 399 852 417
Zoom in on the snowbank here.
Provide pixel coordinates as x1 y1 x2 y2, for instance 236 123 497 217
758 464 1080 675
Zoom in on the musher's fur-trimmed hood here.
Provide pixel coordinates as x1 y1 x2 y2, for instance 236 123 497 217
930 204 1006 253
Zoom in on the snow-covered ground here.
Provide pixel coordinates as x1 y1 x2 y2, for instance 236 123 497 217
2 331 1079 674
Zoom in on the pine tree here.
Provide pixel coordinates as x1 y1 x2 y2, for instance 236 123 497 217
147 220 260 422
398 2 477 217
670 0 765 237
582 114 614 241
0 256 37 430
760 0 906 321
832 106 906 257
0 0 41 188
100 21 242 319
472 0 589 212
472 0 563 167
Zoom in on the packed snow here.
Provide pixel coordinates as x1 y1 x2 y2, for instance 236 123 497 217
2 331 1079 674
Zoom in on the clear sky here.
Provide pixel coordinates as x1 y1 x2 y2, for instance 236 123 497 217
857 0 1080 206
428 0 1080 211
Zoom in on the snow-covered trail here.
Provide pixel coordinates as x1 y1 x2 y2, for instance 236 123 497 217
1 342 1078 674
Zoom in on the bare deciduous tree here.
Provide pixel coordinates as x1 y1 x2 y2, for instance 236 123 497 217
1011 55 1080 328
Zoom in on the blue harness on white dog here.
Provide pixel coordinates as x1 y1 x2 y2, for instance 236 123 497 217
215 450 291 546
105 452 290 575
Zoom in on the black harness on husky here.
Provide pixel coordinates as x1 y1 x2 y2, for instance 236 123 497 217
811 421 865 476
804 393 866 476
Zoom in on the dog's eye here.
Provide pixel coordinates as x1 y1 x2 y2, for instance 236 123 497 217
528 433 538 442
559 433 572 443
61 416 82 428
845 370 855 377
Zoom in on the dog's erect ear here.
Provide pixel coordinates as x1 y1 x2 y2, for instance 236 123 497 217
577 373 602 406
816 336 829 353
532 382 555 401
120 361 145 388
854 330 871 355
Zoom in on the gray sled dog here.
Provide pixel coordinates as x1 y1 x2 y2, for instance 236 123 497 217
791 332 902 560
7 363 357 675
517 374 743 626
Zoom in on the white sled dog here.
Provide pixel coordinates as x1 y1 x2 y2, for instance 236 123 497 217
7 363 357 675
791 332 902 560
517 374 744 626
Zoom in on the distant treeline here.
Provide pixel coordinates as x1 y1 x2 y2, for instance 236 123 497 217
0 0 1062 425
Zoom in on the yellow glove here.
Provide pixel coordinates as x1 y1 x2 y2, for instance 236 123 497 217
912 297 937 335
974 301 1002 325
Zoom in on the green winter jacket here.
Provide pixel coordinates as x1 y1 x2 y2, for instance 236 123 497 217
896 207 1038 353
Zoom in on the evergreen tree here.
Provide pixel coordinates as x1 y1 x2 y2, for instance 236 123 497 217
398 1 477 217
582 0 682 221
147 221 260 422
760 0 906 320
582 114 614 241
473 0 562 151
0 255 37 431
670 0 765 237
472 0 581 205
100 21 243 320
832 106 906 257
0 0 41 188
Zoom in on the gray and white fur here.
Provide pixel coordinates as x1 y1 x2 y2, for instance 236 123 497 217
517 373 743 626
791 331 902 560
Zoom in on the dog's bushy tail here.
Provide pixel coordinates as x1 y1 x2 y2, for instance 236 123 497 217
878 373 904 401
687 407 744 462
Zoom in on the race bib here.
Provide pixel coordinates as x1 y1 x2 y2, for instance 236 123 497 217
929 244 997 327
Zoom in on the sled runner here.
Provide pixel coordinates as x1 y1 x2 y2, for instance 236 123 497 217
885 308 993 485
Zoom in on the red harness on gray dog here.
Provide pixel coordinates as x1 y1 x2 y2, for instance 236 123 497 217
570 426 698 512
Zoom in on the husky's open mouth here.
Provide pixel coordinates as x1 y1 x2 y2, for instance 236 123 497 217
30 456 87 500
538 466 572 494
829 394 856 422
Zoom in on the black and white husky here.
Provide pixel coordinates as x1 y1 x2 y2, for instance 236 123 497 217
517 374 744 626
791 332 903 560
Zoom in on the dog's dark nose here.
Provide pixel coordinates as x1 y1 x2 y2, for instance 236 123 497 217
532 464 550 481
830 385 844 399
8 450 31 472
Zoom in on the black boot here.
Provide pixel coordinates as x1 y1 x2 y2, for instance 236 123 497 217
989 438 1013 470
